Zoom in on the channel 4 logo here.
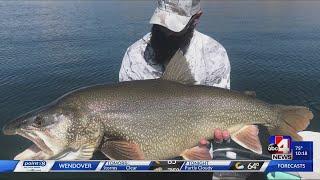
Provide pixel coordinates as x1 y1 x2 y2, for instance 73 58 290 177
268 136 293 160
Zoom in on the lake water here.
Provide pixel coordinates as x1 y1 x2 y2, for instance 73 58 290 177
0 0 319 172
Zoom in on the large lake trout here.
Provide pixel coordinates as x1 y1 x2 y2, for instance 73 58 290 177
2 51 313 160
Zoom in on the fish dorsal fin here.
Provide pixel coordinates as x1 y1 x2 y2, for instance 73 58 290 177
161 50 196 85
100 140 145 160
230 125 262 154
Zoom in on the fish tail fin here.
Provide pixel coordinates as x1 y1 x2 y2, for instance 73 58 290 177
269 105 313 141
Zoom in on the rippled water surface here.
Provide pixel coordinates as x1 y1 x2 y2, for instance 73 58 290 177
0 1 320 163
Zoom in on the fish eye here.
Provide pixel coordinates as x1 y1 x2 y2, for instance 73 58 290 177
33 116 43 127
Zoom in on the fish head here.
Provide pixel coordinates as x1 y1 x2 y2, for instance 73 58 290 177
2 105 101 160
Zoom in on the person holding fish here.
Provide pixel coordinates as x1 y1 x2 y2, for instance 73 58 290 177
119 0 320 178
2 0 318 179
119 0 232 159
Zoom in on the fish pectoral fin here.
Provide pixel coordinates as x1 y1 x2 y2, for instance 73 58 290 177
77 144 96 160
100 140 145 160
231 125 262 154
161 50 196 85
55 144 96 160
180 146 212 160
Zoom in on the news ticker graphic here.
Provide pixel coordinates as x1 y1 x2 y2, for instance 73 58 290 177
0 159 313 173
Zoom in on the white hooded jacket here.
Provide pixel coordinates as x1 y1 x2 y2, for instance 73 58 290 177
119 30 231 89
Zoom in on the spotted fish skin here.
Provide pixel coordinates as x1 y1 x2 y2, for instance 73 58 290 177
60 79 279 159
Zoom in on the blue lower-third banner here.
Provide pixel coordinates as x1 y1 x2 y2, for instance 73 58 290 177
0 160 313 172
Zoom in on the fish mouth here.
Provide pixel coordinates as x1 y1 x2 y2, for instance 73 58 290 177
16 130 54 158
2 124 15 135
2 120 20 135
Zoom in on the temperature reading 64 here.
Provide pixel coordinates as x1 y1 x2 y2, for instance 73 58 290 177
247 162 260 170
